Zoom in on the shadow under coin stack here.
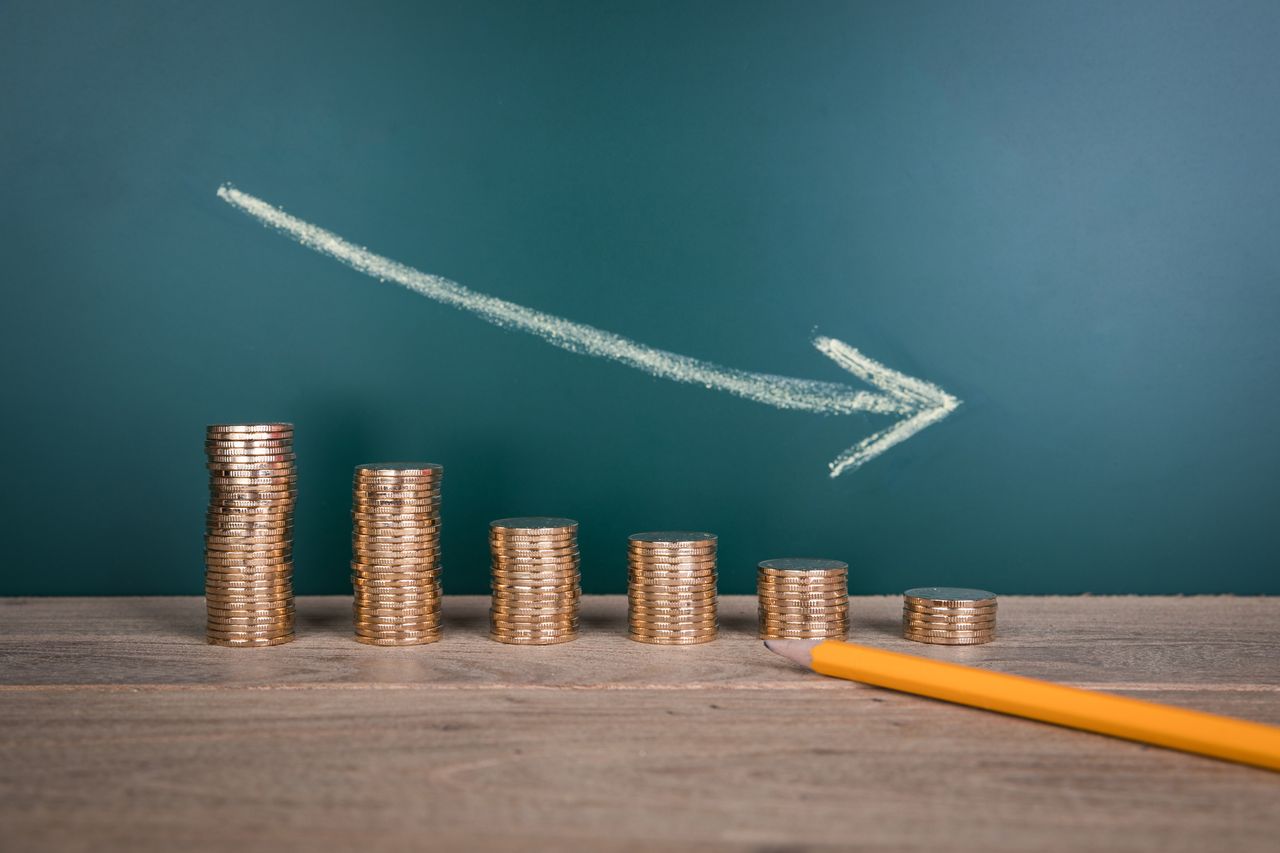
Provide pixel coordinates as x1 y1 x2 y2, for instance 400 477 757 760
757 558 849 639
489 517 580 645
627 531 718 644
204 423 296 647
902 587 997 645
351 463 444 646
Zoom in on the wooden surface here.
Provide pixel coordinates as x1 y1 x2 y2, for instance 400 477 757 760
1 595 1277 852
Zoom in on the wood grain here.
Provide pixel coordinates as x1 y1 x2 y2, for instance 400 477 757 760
1 596 1277 852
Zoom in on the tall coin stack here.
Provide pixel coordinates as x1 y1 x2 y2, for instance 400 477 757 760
757 558 849 639
204 423 296 647
627 531 718 644
902 587 997 645
489 517 580 645
351 463 444 646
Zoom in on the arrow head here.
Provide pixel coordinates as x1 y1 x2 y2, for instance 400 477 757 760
813 336 961 477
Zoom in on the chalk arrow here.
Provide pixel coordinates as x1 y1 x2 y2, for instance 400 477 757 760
217 184 960 477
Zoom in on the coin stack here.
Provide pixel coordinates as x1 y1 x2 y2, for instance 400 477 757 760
627 531 718 644
204 423 296 647
351 463 444 646
902 587 997 645
489 517 580 645
757 558 849 639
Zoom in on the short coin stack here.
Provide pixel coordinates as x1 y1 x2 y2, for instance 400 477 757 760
757 558 849 639
489 517 580 645
351 463 444 646
902 587 997 645
204 423 296 647
627 531 718 644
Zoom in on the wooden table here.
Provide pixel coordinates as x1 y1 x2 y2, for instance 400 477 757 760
1 596 1277 852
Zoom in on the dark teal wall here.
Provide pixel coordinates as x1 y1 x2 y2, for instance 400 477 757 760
3 1 1278 595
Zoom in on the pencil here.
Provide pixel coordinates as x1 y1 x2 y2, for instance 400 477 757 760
765 638 1280 772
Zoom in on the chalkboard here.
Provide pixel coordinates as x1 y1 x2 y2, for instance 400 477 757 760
3 0 1278 595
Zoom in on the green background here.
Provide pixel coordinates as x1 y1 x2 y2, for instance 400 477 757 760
3 0 1278 596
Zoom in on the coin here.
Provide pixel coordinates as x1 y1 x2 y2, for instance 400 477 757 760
902 633 995 645
354 635 439 646
208 634 294 647
904 587 996 605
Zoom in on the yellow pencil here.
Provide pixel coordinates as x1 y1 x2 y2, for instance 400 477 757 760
765 638 1280 772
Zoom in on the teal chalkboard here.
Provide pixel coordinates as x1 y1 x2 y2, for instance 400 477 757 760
3 0 1278 595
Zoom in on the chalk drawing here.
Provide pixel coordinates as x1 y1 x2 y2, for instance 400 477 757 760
218 184 960 476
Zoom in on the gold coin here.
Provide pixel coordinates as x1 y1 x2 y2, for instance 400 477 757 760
490 582 580 594
206 627 295 640
490 559 580 571
903 633 994 645
491 590 580 602
353 635 439 646
204 587 293 598
354 462 443 474
206 516 292 528
489 536 577 548
207 435 292 446
629 544 717 557
490 516 577 531
204 558 291 570
488 624 579 636
489 633 577 645
903 613 997 627
207 452 296 464
351 491 441 503
205 506 292 518
207 604 293 617
490 602 578 615
207 422 292 433
351 567 437 578
206 585 292 598
352 482 441 493
903 625 997 637
353 607 439 620
207 634 294 647
353 622 442 635
207 502 295 513
629 554 716 564
354 615 442 629
903 604 997 617
205 593 293 607
207 456 295 467
628 567 717 578
352 532 440 544
208 619 294 632
629 602 716 614
903 587 996 606
490 545 577 555
629 634 716 645
629 587 715 599
629 619 718 631
760 624 849 636
206 444 294 457
629 625 718 636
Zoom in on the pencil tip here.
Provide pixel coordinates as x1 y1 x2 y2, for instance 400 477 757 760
764 638 822 668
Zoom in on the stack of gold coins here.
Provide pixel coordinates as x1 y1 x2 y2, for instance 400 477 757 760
351 463 444 646
757 558 849 639
204 423 296 647
627 531 718 644
902 587 997 645
489 517 580 645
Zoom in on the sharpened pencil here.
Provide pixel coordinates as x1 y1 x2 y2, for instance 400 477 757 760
766 638 1280 772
